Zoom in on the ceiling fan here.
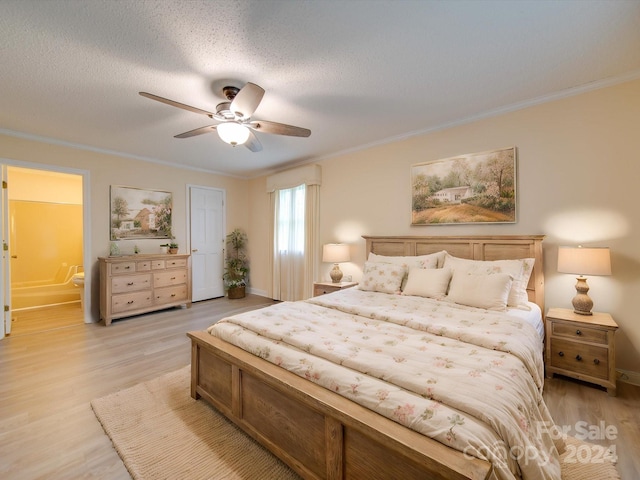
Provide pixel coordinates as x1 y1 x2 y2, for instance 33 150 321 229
139 82 311 152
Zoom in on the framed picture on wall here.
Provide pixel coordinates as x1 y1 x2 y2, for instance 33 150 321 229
410 147 517 225
110 185 172 240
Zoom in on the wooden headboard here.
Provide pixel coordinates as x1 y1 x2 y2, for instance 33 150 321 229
363 235 545 312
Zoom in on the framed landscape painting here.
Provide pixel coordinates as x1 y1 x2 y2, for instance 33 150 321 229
411 147 516 225
110 186 172 240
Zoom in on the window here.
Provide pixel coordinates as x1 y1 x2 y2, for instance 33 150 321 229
277 184 306 254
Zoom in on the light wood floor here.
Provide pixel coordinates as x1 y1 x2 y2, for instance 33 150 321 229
0 295 638 479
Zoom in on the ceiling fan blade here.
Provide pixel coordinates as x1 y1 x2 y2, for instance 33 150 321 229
174 125 217 138
248 120 311 137
230 82 265 119
244 130 263 152
139 92 214 117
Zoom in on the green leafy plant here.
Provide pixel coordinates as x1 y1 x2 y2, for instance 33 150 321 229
223 228 249 289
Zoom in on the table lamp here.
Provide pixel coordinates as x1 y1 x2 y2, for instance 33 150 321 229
557 245 611 315
322 243 350 283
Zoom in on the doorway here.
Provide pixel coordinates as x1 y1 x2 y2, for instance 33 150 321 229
2 166 85 337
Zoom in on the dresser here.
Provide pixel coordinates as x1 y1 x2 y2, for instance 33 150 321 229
545 307 618 396
99 254 191 326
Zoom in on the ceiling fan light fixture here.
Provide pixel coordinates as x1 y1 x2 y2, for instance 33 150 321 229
217 122 250 146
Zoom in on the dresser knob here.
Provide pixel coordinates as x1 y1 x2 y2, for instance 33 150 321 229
558 351 564 357
575 355 582 361
575 330 581 335
594 358 600 365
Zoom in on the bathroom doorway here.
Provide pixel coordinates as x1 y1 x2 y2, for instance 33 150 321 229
6 166 84 336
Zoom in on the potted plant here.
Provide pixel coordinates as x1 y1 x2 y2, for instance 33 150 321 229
223 228 249 299
160 237 178 254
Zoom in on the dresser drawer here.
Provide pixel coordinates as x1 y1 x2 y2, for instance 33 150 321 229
154 269 188 288
166 258 188 268
111 261 137 275
152 259 166 269
111 273 152 293
154 284 188 304
549 338 608 379
136 260 152 271
112 290 153 314
552 323 607 344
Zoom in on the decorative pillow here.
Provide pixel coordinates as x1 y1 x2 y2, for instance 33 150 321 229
367 251 443 270
367 251 445 290
442 253 534 308
402 267 452 299
358 262 405 294
447 272 513 311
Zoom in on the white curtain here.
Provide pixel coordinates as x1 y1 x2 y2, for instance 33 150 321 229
267 165 320 301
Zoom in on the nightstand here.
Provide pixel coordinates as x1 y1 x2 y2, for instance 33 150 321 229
545 307 618 396
313 281 358 297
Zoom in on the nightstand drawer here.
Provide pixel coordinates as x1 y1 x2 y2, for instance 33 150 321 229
549 339 608 379
552 323 607 344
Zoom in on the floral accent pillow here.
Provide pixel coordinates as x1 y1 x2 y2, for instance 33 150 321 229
447 272 513 311
402 267 452 299
359 262 406 294
367 251 444 269
367 251 445 290
442 253 534 309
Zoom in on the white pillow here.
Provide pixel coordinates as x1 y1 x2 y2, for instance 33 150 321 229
358 262 405 294
442 253 534 308
403 267 452 299
447 272 513 311
367 251 443 270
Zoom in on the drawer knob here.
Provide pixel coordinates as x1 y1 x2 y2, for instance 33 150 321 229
575 355 582 361
127 300 134 305
575 330 581 335
558 351 564 357
127 282 134 286
594 358 600 365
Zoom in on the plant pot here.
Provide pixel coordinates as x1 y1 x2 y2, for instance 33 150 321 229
168 247 178 254
227 286 246 299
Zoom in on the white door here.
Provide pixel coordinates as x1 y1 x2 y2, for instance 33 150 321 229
189 186 225 301
1 166 10 336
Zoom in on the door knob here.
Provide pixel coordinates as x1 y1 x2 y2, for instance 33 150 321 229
192 249 198 253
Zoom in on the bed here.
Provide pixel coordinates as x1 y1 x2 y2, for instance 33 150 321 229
188 235 561 480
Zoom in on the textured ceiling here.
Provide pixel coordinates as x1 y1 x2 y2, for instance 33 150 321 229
1 0 639 178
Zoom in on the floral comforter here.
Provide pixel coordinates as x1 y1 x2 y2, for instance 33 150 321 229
208 288 564 480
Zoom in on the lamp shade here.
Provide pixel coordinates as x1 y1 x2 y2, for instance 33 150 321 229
217 122 250 146
322 243 350 263
557 246 611 276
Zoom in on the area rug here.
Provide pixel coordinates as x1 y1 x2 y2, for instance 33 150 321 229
91 366 300 479
92 366 620 480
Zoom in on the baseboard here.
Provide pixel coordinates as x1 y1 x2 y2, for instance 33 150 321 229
617 368 640 386
246 287 268 297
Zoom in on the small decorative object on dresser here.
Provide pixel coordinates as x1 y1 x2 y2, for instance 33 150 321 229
545 307 618 396
99 254 192 326
313 281 358 297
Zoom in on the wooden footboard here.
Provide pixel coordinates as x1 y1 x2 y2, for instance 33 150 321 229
188 330 492 480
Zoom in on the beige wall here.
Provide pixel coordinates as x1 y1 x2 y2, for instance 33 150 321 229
249 78 640 374
0 134 251 322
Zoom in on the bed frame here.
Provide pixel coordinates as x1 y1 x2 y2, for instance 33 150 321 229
188 235 544 480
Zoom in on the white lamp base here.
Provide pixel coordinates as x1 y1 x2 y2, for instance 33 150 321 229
329 263 343 283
